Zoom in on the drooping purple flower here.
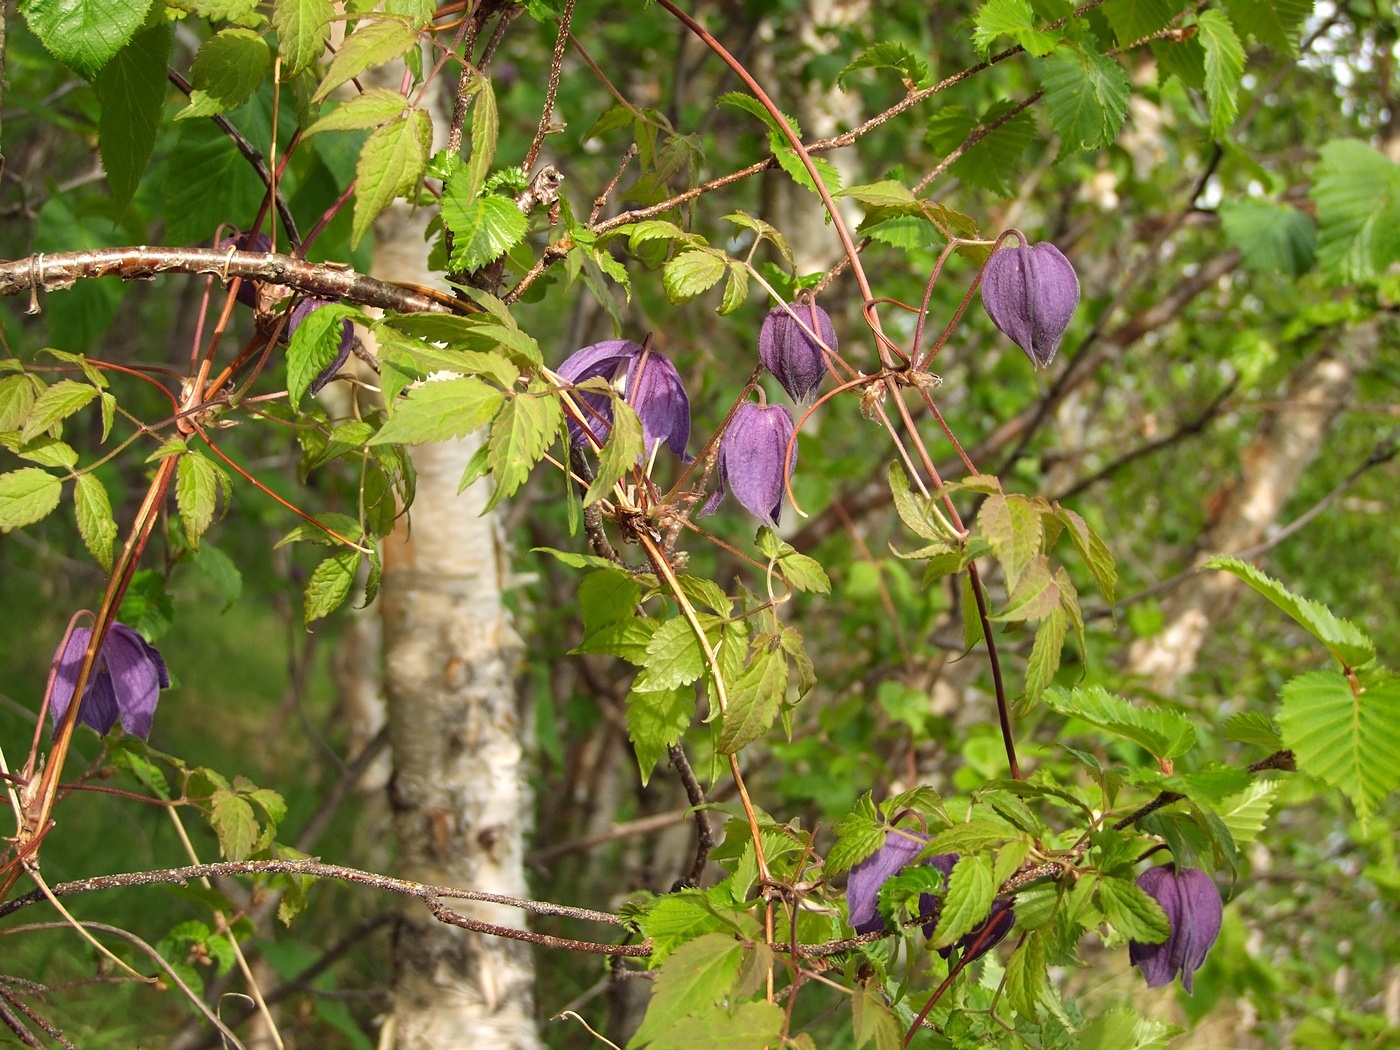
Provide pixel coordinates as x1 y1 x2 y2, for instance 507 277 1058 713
1129 865 1222 993
847 830 930 934
557 340 691 461
980 241 1080 367
289 298 354 396
846 839 1015 960
700 401 795 526
49 622 170 740
759 300 836 403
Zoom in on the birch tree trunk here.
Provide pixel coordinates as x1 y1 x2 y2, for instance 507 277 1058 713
370 80 542 1050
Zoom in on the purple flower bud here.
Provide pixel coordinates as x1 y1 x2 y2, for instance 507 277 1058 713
700 401 795 526
980 241 1079 367
845 839 1015 960
847 830 929 934
289 298 354 395
1129 865 1222 993
557 340 691 461
759 300 836 403
49 622 170 740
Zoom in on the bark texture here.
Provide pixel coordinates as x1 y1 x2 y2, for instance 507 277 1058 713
371 76 541 1050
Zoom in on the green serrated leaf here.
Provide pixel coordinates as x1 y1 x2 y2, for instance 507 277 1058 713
626 685 693 785
1278 669 1400 824
273 0 333 75
14 436 77 468
1044 685 1196 760
1218 779 1279 845
0 468 63 531
74 473 118 571
303 548 359 623
176 28 270 119
95 20 171 212
1207 556 1374 668
286 303 356 408
22 0 151 79
1077 1007 1182 1050
1221 710 1283 751
718 645 787 753
973 0 1059 56
1103 0 1182 47
210 789 259 861
176 451 224 549
303 88 406 135
1056 504 1116 603
1223 0 1310 52
636 892 728 964
1219 199 1315 276
852 980 903 1050
888 463 958 543
313 16 417 101
0 375 39 432
466 75 498 199
1024 605 1068 707
443 187 530 273
1005 928 1050 1017
661 249 727 303
838 41 932 89
369 377 505 446
1097 876 1170 943
353 110 432 248
21 380 99 444
1039 42 1131 152
931 853 996 949
633 617 706 693
484 391 559 504
979 493 1041 592
1310 139 1400 284
628 932 745 1048
1196 9 1244 137
586 398 643 507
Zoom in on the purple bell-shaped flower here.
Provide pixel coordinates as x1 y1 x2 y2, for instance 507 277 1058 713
700 401 795 526
759 299 836 403
557 340 691 461
980 241 1079 367
49 622 170 740
1128 865 1222 993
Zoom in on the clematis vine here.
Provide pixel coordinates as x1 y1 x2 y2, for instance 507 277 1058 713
980 239 1080 367
700 400 795 526
845 831 1015 960
557 339 691 461
1129 865 1222 993
759 298 836 403
48 621 170 740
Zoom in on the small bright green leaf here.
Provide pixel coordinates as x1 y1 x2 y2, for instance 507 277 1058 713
627 933 744 1049
1005 928 1050 1017
718 645 788 753
1223 0 1310 52
852 980 903 1050
1039 42 1131 152
0 375 39 432
1309 139 1400 284
0 468 63 531
661 250 727 303
1196 9 1245 137
22 0 151 79
1219 199 1315 276
466 75 498 199
210 789 259 861
1024 604 1068 706
838 41 932 89
995 557 1060 622
484 392 559 503
636 892 728 964
313 17 418 101
176 29 270 119
369 377 505 446
287 303 358 408
303 548 359 623
1096 875 1170 943
633 617 706 693
1057 504 1117 603
578 568 643 632
1207 556 1374 668
973 0 1059 56
303 88 407 135
931 852 996 949
980 493 1041 591
626 685 693 785
443 186 530 273
21 380 99 444
1078 1007 1182 1050
176 451 225 549
1219 779 1279 845
889 463 957 542
1044 685 1196 760
1278 669 1400 823
74 473 118 571
14 437 77 468
353 110 432 248
273 0 334 75
1103 0 1181 47
586 398 643 507
718 261 748 315
1222 710 1283 751
95 20 171 211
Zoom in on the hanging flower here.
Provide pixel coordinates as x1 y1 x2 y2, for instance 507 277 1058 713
980 241 1080 367
557 340 691 461
1129 865 1222 993
759 299 836 403
49 622 170 740
700 401 795 526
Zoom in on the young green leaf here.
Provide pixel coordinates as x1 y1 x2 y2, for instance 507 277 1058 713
1024 604 1068 708
95 21 172 212
369 377 505 446
176 451 227 549
1219 199 1315 276
287 303 359 408
1309 139 1400 284
1096 876 1170 943
21 380 99 444
74 473 118 572
303 87 407 135
1196 10 1245 137
273 0 334 75
1278 669 1400 824
465 74 499 199
972 0 1059 56
1039 42 1131 152
661 249 727 303
353 111 433 248
483 391 560 504
930 852 996 949
210 789 260 861
0 468 63 531
979 493 1041 592
177 29 271 119
627 933 745 1048
303 548 360 623
838 41 932 89
626 685 693 785
633 617 707 693
443 188 530 273
1044 685 1196 760
718 645 788 754
312 17 418 102
586 398 643 507
22 0 149 79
